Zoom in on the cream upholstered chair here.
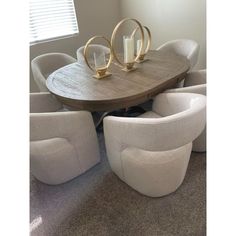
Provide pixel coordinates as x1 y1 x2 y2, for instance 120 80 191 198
76 44 110 63
165 69 206 152
104 93 206 197
30 92 100 185
156 39 200 70
31 53 76 92
156 39 200 88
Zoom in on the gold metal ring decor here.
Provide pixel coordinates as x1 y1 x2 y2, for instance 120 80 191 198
83 36 113 79
131 25 151 63
111 18 145 72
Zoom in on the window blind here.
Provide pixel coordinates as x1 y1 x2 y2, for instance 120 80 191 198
30 0 79 44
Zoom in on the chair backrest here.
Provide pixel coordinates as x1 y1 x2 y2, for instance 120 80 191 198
30 92 62 113
164 69 206 95
104 93 206 151
156 39 200 69
76 44 110 63
31 53 76 92
104 93 206 179
184 69 206 87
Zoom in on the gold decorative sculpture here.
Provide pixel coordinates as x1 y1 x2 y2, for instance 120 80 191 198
111 18 145 72
83 36 113 79
131 25 151 63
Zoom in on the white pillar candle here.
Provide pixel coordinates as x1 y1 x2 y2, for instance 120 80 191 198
136 39 143 55
94 52 106 70
137 38 147 55
123 36 134 63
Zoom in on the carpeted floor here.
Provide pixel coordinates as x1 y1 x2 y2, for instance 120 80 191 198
30 131 206 236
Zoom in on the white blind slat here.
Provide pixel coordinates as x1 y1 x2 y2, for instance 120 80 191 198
30 18 77 26
30 15 76 22
30 7 75 13
30 0 79 44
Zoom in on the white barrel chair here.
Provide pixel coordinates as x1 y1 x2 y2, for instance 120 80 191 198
30 92 100 185
31 53 76 92
76 44 110 63
104 93 206 197
156 39 200 70
165 69 206 152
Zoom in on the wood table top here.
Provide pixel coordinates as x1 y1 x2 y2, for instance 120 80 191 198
46 50 190 111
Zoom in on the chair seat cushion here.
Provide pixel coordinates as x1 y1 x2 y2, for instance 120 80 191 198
30 137 82 184
138 111 162 118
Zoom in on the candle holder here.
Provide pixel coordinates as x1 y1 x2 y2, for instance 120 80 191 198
131 25 151 63
83 36 113 79
111 18 145 72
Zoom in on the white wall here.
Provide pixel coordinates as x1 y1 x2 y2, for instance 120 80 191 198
30 0 121 92
120 0 206 70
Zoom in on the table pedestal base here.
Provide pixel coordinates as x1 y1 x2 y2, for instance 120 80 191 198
95 106 146 131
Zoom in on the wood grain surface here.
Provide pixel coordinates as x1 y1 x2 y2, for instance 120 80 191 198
46 50 190 111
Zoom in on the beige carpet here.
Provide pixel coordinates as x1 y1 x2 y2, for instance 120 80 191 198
30 132 206 236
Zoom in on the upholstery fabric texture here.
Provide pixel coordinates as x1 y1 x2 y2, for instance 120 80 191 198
122 143 192 197
31 53 76 92
30 92 62 113
30 93 100 185
165 70 206 152
104 93 206 197
31 137 80 185
156 39 200 70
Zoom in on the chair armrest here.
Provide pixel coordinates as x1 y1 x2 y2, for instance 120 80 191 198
30 92 63 113
165 84 206 96
31 63 49 92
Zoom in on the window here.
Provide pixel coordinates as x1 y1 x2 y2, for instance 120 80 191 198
30 0 79 44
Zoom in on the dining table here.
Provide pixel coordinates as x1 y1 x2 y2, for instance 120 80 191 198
46 50 190 112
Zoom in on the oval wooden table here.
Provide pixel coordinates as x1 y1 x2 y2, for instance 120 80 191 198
47 50 190 112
